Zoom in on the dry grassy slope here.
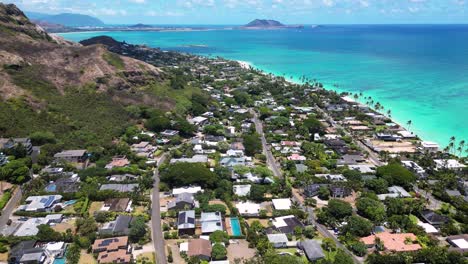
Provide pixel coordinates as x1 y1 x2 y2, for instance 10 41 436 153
0 3 166 108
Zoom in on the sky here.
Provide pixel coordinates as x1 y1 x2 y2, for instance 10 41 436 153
4 0 468 24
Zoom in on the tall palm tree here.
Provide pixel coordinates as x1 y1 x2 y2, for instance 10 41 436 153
458 140 466 157
406 120 412 130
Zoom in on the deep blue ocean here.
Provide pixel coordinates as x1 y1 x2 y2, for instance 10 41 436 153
60 25 468 148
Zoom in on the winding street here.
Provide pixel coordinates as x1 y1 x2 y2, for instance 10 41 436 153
151 153 168 264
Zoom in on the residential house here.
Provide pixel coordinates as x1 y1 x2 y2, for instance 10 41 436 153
188 239 212 261
220 157 246 168
298 240 325 262
170 155 208 164
434 159 466 171
324 139 348 155
287 154 306 162
99 184 138 193
19 195 62 212
303 184 328 198
236 201 261 216
401 160 426 178
178 210 196 236
168 193 195 210
105 156 130 170
230 142 245 151
0 152 8 166
161 130 179 137
9 240 45 264
53 150 88 163
131 142 155 157
233 185 251 197
189 116 209 126
0 138 33 155
173 186 203 196
420 141 440 153
270 215 304 234
337 154 366 166
377 186 411 200
101 198 132 212
200 212 224 234
330 186 352 198
13 215 63 237
360 232 421 252
108 174 138 182
204 135 226 146
420 210 449 226
99 215 134 236
316 174 346 182
226 149 244 157
267 234 289 248
272 198 292 210
92 236 132 264
446 234 468 253
44 175 80 193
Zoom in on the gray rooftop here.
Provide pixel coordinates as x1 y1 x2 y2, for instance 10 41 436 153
299 240 325 261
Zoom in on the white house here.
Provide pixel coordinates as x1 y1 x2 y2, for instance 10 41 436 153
272 198 292 210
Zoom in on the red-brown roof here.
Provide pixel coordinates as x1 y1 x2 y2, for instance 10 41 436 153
360 232 421 252
188 239 212 258
98 249 131 264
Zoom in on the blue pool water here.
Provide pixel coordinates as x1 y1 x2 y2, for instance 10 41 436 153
230 217 242 236
53 248 67 264
64 200 77 205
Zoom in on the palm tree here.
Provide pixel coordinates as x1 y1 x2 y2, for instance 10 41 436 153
449 136 456 154
387 109 392 118
458 140 465 156
406 120 412 131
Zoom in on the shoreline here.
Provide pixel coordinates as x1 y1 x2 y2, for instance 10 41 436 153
234 60 443 148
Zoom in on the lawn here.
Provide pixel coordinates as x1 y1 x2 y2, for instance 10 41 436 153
137 252 155 264
209 200 230 215
78 250 96 264
52 219 76 233
88 201 104 216
246 218 270 227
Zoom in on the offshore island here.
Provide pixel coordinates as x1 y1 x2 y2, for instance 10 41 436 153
0 3 467 264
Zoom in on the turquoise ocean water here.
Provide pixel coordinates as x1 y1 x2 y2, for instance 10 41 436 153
60 25 468 148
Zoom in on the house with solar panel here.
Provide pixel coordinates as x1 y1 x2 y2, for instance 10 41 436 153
18 195 62 212
92 236 132 264
178 210 196 236
200 212 224 234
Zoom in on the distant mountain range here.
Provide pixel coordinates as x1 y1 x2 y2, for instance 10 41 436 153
25 11 105 27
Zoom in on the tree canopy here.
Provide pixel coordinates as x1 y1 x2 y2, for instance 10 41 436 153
160 162 217 188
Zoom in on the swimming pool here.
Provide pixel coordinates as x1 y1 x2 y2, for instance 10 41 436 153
230 217 242 236
64 200 77 205
52 248 67 264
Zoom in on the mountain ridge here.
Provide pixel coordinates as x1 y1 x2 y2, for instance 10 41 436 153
25 11 105 27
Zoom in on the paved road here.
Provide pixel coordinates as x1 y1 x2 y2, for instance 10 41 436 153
413 184 441 210
251 110 282 178
0 188 22 230
151 154 168 264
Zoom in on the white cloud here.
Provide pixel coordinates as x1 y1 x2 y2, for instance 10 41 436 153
128 0 145 3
